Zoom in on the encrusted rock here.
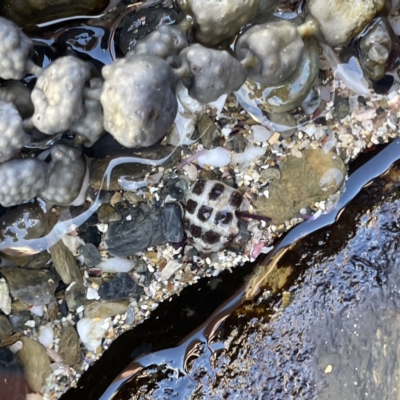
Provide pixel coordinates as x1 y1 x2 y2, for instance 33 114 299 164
101 55 178 148
177 0 258 45
253 148 346 224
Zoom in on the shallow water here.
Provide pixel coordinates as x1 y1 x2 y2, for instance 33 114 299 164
57 140 400 399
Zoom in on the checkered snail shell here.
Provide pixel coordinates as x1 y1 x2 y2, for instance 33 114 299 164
184 180 243 255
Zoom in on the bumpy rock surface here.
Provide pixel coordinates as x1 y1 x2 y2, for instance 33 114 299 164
31 56 90 134
254 148 346 223
71 99 105 147
0 101 31 163
127 24 188 66
178 45 247 103
306 0 386 47
177 0 258 45
184 180 243 255
101 55 178 148
0 16 33 80
236 20 304 85
40 144 87 206
0 158 48 207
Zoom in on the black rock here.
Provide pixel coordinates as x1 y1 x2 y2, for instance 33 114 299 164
163 178 189 201
105 204 184 257
78 243 101 267
162 203 185 243
333 96 350 122
98 273 144 301
0 347 27 400
76 214 101 247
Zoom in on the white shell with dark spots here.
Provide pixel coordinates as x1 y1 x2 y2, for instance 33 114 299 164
184 180 243 255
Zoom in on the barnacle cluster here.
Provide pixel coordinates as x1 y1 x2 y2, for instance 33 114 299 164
0 0 398 254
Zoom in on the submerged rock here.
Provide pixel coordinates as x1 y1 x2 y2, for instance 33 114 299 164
254 148 346 224
236 36 320 114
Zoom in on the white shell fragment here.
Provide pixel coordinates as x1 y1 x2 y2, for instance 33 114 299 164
197 147 231 168
77 317 108 352
0 278 11 315
97 257 136 273
38 324 54 348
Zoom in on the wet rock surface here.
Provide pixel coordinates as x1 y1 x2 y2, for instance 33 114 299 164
98 273 143 301
49 240 82 285
254 148 346 224
104 203 184 257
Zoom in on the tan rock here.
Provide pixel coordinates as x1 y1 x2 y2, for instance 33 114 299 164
58 325 81 366
49 240 83 285
84 300 129 319
254 148 346 224
16 336 52 392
